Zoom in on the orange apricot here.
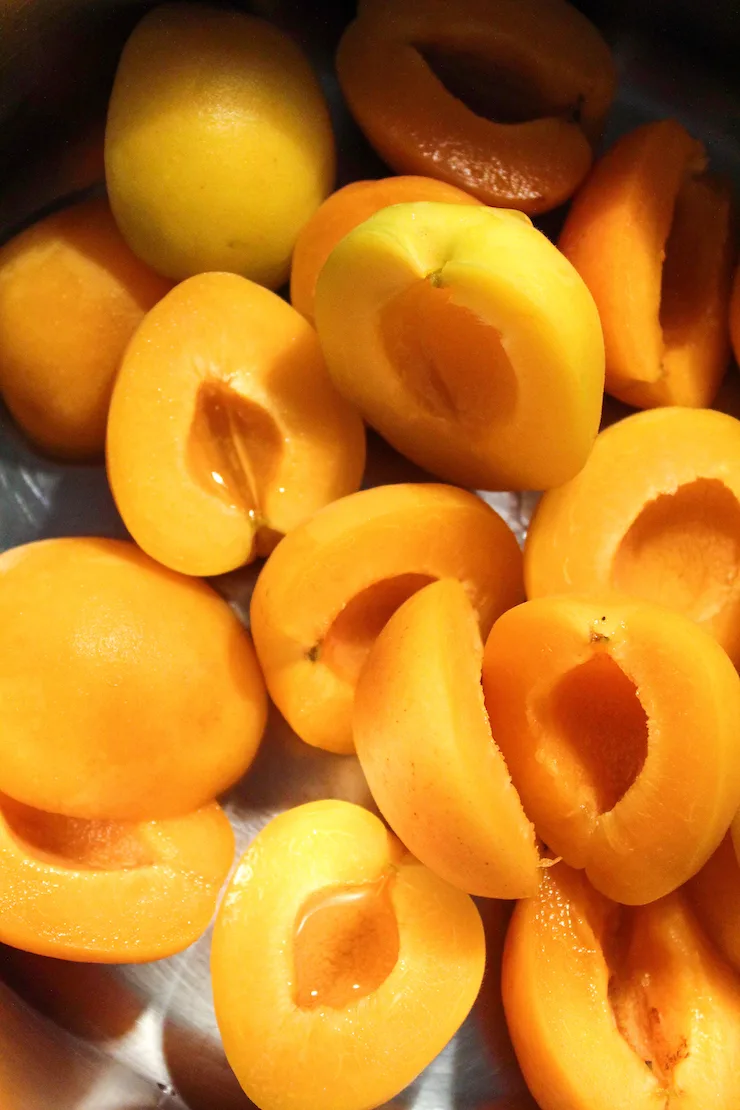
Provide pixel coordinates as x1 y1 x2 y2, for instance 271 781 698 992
290 175 480 324
732 260 740 367
107 271 365 577
336 0 615 214
525 407 740 664
0 537 267 820
211 799 485 1110
503 863 740 1110
0 196 171 458
560 119 735 408
250 483 523 754
482 594 740 904
687 834 740 976
354 579 538 898
0 796 233 963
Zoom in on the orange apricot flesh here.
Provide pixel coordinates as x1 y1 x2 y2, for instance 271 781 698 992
250 483 523 754
0 795 233 963
0 537 267 820
354 579 538 898
687 834 740 976
211 799 485 1110
560 119 735 408
503 863 740 1110
107 271 365 577
525 407 740 665
0 196 171 458
482 594 740 904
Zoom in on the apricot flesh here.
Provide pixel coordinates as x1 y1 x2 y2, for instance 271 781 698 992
250 482 523 753
687 834 740 976
503 863 740 1110
0 537 267 820
525 407 740 665
482 595 740 903
354 579 539 898
211 799 485 1110
107 271 365 577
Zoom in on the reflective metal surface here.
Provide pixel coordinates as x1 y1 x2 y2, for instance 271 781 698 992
0 3 738 1108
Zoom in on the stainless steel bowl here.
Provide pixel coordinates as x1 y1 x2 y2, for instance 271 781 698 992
0 3 738 1107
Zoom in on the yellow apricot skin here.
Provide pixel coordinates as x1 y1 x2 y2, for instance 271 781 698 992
105 3 335 288
211 800 485 1110
314 202 605 490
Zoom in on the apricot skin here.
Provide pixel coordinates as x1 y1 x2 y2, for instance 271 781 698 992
0 538 267 821
211 799 485 1110
687 834 740 976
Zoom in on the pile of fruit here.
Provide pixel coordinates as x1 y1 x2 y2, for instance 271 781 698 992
0 0 740 1108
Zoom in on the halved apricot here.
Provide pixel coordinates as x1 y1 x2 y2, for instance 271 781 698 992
687 834 740 976
525 407 740 663
211 799 485 1110
0 196 171 458
107 271 365 577
0 537 267 820
559 120 735 408
354 579 538 898
482 594 740 904
315 202 605 490
503 863 740 1110
250 483 523 754
0 795 233 963
336 0 615 214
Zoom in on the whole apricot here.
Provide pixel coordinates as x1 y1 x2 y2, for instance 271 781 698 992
105 3 335 288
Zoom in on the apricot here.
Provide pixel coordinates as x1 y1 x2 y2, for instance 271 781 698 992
336 0 615 214
105 3 335 288
250 482 523 754
0 196 171 458
290 175 480 325
0 796 233 963
107 272 365 577
211 799 485 1110
560 119 735 408
687 834 740 976
315 202 604 490
482 594 740 904
354 579 538 898
0 537 267 820
503 863 740 1110
525 407 740 664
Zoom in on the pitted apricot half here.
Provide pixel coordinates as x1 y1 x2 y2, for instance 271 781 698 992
0 795 233 963
354 579 539 898
503 863 740 1110
560 119 735 408
525 407 740 664
211 799 485 1110
107 271 365 577
687 834 740 976
250 483 523 754
482 595 740 904
336 0 615 214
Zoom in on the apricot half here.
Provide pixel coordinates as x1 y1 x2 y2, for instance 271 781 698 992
211 799 485 1110
687 834 740 976
315 202 604 490
0 537 267 820
503 863 740 1110
354 579 538 898
482 595 740 904
250 482 523 754
525 407 740 664
107 272 365 576
336 0 615 214
0 796 233 963
0 196 170 458
560 120 735 408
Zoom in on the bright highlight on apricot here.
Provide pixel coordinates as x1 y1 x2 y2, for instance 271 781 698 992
560 119 735 408
251 482 523 754
482 594 740 904
337 0 615 214
525 406 740 664
211 799 485 1110
107 271 365 577
315 202 605 490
